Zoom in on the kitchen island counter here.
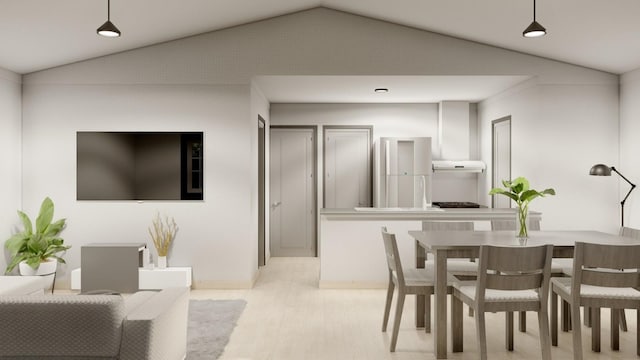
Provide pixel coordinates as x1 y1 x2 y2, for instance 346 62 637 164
319 207 541 288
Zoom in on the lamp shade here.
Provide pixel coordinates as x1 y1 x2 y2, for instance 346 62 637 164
97 20 121 37
589 164 612 176
523 20 546 38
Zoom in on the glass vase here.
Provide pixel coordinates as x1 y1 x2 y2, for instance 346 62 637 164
516 204 529 243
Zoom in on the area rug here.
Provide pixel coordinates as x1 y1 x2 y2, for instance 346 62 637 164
187 299 247 360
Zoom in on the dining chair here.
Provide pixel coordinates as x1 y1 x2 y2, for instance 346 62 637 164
558 226 640 335
490 219 543 333
451 244 553 360
550 242 640 359
423 221 476 277
380 227 454 352
606 226 640 332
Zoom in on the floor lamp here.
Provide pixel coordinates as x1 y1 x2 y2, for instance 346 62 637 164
590 164 637 226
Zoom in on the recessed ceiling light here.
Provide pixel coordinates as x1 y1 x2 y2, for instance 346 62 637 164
374 88 389 93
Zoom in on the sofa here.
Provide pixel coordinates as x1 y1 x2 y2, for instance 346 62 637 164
0 286 189 359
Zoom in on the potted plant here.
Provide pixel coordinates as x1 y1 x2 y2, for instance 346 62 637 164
148 212 178 269
489 177 556 238
4 197 71 275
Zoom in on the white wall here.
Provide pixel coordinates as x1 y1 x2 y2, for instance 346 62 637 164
18 7 619 287
620 68 640 229
0 67 21 271
271 103 439 139
21 84 254 288
271 103 465 205
478 78 620 233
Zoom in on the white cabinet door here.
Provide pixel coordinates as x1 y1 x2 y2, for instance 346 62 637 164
270 128 316 257
324 128 371 208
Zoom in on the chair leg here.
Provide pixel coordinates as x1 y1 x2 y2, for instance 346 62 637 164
451 294 463 352
637 310 640 356
619 309 628 332
538 309 552 360
425 294 431 333
382 279 394 332
562 299 572 331
571 303 583 360
476 310 488 360
389 291 405 352
611 308 620 351
551 290 558 346
585 306 592 327
506 311 514 351
519 311 527 332
591 307 601 353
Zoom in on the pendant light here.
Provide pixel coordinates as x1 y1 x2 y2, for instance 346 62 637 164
523 0 546 38
97 0 121 37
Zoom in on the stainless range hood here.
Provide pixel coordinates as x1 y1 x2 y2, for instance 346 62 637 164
432 160 486 173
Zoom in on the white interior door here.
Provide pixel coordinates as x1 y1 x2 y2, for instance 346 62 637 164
270 127 316 257
324 127 371 208
492 117 511 208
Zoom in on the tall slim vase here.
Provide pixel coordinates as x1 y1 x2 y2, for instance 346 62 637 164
516 205 529 244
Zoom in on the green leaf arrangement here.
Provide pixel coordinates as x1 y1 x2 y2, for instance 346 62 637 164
489 177 556 237
4 197 71 274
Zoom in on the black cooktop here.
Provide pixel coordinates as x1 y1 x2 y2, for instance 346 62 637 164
433 202 480 208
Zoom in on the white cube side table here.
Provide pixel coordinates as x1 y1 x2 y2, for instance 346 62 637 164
71 267 192 291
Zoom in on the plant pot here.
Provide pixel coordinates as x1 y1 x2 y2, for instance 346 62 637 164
19 259 57 276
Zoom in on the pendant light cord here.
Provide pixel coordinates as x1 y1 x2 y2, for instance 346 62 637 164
533 0 537 21
107 0 111 21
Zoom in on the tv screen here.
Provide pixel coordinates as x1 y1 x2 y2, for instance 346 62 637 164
77 132 203 200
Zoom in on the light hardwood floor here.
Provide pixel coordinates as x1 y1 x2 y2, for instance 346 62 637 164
191 257 638 360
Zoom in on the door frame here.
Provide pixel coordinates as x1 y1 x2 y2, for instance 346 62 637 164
491 116 512 208
322 125 374 208
269 125 318 257
258 115 266 266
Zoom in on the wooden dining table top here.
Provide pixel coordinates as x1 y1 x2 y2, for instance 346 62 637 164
409 230 640 250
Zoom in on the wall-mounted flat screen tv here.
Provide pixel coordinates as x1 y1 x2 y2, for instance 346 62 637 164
77 132 203 200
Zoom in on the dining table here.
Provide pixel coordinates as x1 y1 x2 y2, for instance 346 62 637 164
408 230 640 359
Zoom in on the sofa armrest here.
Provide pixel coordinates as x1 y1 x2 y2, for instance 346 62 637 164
119 287 190 360
0 294 125 358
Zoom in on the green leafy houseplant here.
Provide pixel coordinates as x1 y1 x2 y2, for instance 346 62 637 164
489 177 556 238
4 197 71 274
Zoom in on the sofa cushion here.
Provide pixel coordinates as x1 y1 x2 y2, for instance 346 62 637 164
0 294 125 358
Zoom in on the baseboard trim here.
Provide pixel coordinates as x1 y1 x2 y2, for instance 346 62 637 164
319 280 386 289
193 280 255 289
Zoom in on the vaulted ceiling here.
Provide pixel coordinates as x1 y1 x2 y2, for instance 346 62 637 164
2 0 639 75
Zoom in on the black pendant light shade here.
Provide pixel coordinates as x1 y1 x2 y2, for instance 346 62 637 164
523 0 546 37
523 20 546 38
97 0 121 37
97 20 120 37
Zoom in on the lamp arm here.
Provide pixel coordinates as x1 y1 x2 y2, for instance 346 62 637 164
611 167 637 206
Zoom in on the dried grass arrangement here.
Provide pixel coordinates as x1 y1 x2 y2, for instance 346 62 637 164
148 213 178 257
